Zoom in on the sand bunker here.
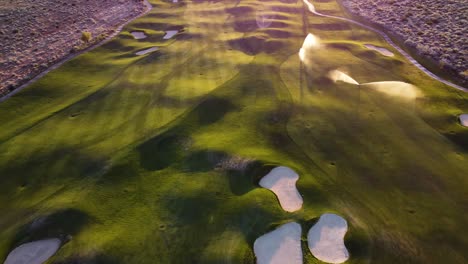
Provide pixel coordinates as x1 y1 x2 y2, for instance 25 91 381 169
328 70 359 85
364 44 394 57
163 30 178 40
299 33 321 62
259 166 303 212
4 238 61 264
131 31 147 39
308 214 349 264
361 81 420 99
328 70 420 99
135 47 158 56
254 222 303 264
459 114 468 127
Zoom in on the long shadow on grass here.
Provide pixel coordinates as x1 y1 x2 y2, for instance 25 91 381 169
158 187 282 263
182 151 278 195
8 208 91 252
0 147 106 199
137 96 238 171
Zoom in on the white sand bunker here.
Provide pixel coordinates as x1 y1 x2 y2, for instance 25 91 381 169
328 70 359 85
360 81 420 99
4 238 61 264
327 70 420 99
364 44 394 57
135 47 159 56
163 30 178 40
459 114 468 127
254 222 303 264
259 166 303 212
308 214 349 264
299 33 321 62
131 31 147 40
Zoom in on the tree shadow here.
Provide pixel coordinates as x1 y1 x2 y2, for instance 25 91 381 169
227 161 277 195
236 36 290 57
138 132 188 171
0 147 107 196
9 208 91 250
137 96 238 171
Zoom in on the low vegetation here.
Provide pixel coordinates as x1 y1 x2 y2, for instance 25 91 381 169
81 31 92 43
0 0 147 97
340 0 467 86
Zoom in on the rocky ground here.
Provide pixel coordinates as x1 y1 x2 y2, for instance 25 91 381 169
0 0 147 97
340 0 468 86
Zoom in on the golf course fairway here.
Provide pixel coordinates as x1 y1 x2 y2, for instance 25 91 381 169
1 0 467 263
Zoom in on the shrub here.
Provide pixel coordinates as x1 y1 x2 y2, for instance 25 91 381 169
81 31 92 43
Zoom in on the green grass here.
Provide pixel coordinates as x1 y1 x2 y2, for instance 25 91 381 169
1 0 467 263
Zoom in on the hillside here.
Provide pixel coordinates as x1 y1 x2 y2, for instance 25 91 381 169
340 0 468 86
0 0 147 96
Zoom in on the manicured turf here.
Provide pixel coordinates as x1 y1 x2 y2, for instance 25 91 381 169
1 0 467 263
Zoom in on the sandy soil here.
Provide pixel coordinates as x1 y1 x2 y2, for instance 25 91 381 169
459 114 468 127
364 44 394 57
254 222 303 264
307 214 349 264
259 166 303 212
135 47 159 56
0 0 148 97
4 238 61 264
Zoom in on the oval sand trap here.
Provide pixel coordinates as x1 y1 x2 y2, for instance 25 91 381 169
364 44 394 57
360 81 420 99
254 222 303 264
135 47 159 56
308 214 349 264
4 238 61 264
131 31 147 40
460 114 468 127
259 166 303 212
